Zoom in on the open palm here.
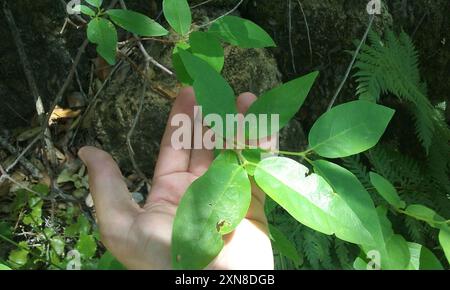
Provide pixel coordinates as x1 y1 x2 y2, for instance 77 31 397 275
78 88 273 269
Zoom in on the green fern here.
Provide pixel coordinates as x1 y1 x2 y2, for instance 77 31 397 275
354 30 436 153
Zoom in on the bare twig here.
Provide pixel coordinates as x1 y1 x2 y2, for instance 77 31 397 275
119 0 174 76
69 59 125 146
3 1 56 165
0 136 42 179
198 0 245 28
288 0 296 74
126 63 150 182
327 15 375 111
296 0 313 65
5 135 41 174
191 0 215 9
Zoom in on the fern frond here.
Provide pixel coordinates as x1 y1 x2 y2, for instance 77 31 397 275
354 29 435 152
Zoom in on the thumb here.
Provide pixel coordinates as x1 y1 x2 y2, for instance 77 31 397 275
78 146 141 233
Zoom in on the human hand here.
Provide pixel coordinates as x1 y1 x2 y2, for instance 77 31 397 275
78 87 274 270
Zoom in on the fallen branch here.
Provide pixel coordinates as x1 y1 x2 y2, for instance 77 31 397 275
0 135 42 180
3 1 56 166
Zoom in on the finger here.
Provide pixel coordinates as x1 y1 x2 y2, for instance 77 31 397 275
153 87 196 178
236 92 257 114
188 126 214 177
78 146 142 233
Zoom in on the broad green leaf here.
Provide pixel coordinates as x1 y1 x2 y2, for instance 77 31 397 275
439 226 450 264
208 16 275 48
314 162 410 270
76 234 97 259
369 172 406 209
172 155 251 269
246 72 319 138
65 215 91 237
74 5 96 17
312 162 388 254
407 242 444 270
178 49 237 137
173 42 193 85
8 242 29 268
51 237 65 256
269 225 301 267
189 32 224 72
361 214 410 271
404 204 445 227
87 18 117 65
309 101 395 158
98 251 126 270
0 264 11 270
162 0 192 35
85 0 102 8
254 157 374 246
106 9 168 37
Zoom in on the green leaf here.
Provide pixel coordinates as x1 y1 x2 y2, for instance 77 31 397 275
85 0 102 8
0 264 11 270
312 160 396 267
269 225 301 267
407 242 444 270
189 32 224 72
246 72 318 138
162 0 192 35
173 42 193 85
23 199 43 226
75 5 96 17
369 172 406 209
76 234 97 259
172 155 251 269
98 251 126 270
178 49 238 137
439 226 450 264
51 237 65 256
208 16 275 48
87 18 117 65
404 204 445 227
106 9 168 37
241 149 264 176
254 157 375 246
309 101 395 158
8 242 29 268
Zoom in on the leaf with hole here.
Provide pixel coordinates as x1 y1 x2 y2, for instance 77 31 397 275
172 154 251 269
87 17 117 65
309 101 395 158
106 9 168 37
209 16 275 48
162 0 192 35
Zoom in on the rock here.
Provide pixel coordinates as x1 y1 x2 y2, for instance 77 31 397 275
243 0 449 126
